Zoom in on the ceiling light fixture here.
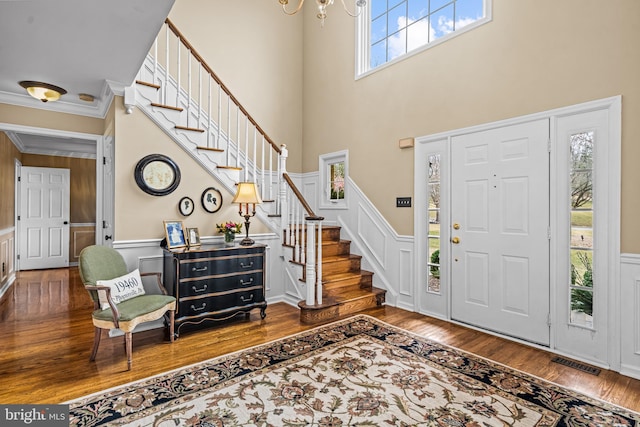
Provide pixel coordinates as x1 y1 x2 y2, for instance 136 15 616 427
279 0 366 26
18 81 67 103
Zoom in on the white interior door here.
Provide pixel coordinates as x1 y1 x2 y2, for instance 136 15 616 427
451 119 550 345
19 167 70 270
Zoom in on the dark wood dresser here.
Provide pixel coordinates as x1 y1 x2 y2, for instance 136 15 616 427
163 244 267 337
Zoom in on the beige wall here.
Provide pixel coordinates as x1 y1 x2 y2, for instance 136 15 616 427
168 0 304 173
302 0 640 250
113 98 270 241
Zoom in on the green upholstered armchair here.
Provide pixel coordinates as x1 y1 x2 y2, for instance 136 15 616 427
78 245 175 370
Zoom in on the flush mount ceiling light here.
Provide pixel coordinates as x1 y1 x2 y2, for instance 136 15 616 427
279 0 366 26
18 80 67 103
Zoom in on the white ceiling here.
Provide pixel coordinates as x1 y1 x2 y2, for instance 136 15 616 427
0 0 175 156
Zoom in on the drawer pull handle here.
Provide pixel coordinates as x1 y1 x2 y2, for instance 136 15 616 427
240 261 254 269
191 303 207 312
240 294 254 302
192 266 208 272
239 278 254 286
192 284 208 293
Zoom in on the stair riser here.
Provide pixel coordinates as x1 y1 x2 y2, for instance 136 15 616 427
323 258 361 275
322 241 351 257
338 294 385 317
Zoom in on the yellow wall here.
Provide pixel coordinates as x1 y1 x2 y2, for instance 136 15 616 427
302 0 640 249
168 0 304 173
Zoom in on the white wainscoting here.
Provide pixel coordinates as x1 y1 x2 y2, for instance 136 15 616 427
620 253 640 379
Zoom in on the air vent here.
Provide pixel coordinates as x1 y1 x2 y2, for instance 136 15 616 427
551 356 601 376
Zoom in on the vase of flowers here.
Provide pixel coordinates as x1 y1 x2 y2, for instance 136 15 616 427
216 222 242 246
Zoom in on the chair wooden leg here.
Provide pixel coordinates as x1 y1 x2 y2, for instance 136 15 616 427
90 327 101 361
169 310 175 343
125 332 133 371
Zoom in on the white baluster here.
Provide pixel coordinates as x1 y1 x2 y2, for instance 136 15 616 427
187 50 192 128
236 107 240 168
207 76 211 147
164 25 169 104
226 96 231 165
176 35 180 108
244 118 249 181
217 85 221 149
261 135 265 202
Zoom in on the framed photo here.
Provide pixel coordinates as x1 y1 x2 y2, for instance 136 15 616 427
201 187 223 213
163 220 187 249
178 196 194 216
134 154 181 196
186 227 201 247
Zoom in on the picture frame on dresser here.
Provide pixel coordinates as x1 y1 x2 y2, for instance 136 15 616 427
164 220 187 249
186 227 201 247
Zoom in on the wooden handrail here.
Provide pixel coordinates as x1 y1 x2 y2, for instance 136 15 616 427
283 173 324 221
164 18 281 155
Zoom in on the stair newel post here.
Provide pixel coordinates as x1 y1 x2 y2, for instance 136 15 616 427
316 221 323 305
279 145 288 239
305 219 318 306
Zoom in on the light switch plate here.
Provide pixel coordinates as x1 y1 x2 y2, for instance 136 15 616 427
396 197 412 207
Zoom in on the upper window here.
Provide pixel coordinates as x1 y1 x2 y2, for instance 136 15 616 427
357 0 491 76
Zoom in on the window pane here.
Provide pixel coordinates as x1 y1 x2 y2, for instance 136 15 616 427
407 17 430 52
455 0 484 20
388 2 408 33
329 162 345 200
430 0 452 13
432 3 454 40
428 154 441 294
371 39 387 68
388 28 407 60
569 131 594 329
408 0 428 21
370 0 388 19
371 14 388 44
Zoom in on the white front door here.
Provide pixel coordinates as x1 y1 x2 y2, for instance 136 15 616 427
450 119 550 345
19 167 70 270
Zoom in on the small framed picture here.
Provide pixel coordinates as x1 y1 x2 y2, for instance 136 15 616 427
178 196 194 216
163 220 187 249
186 227 201 247
201 187 223 213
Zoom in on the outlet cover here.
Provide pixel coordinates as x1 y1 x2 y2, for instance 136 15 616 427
396 197 412 207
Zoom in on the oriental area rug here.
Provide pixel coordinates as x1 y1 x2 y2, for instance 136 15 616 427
67 315 640 426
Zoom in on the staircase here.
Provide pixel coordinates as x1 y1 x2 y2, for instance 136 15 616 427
133 19 386 324
295 226 386 324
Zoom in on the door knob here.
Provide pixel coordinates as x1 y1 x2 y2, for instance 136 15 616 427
451 237 460 244
453 223 460 230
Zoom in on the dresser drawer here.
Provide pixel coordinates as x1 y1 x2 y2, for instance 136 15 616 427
178 254 264 279
178 272 263 297
177 287 264 319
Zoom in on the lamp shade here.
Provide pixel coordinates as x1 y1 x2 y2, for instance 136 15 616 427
19 81 67 103
232 182 263 204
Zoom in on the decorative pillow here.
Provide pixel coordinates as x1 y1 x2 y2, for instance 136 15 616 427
96 269 146 310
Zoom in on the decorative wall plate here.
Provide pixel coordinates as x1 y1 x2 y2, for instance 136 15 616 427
178 196 194 216
134 154 181 196
201 187 223 213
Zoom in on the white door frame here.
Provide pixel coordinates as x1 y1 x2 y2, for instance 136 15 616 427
415 96 621 369
2 122 105 271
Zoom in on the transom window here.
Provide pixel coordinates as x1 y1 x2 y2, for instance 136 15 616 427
357 0 491 76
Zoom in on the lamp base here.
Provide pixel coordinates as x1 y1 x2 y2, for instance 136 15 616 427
240 237 254 246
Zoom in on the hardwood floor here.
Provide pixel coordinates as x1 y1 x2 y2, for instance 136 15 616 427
1 267 639 412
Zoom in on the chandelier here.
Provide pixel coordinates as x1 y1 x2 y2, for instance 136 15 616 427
279 0 366 26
